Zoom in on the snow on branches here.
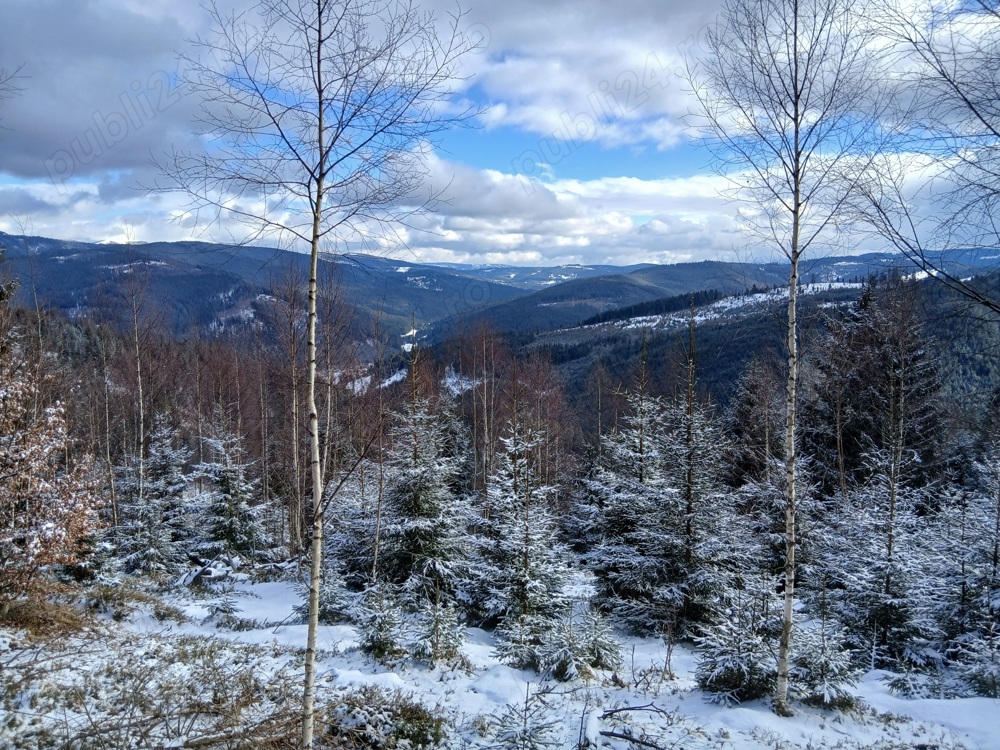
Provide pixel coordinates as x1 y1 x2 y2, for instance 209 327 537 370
0 368 98 615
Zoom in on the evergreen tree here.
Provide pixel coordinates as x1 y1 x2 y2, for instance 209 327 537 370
489 684 561 750
821 461 936 670
116 453 178 576
589 384 686 636
804 275 943 496
145 415 194 549
358 583 407 662
591 326 731 636
116 414 194 576
325 457 382 592
790 607 860 707
930 481 982 649
659 390 728 627
481 417 569 670
695 500 781 704
378 396 473 611
537 602 622 681
796 512 863 706
931 446 1000 695
196 409 266 560
696 569 781 704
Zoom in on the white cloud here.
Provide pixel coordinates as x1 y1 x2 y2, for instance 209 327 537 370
0 155 746 266
423 0 722 150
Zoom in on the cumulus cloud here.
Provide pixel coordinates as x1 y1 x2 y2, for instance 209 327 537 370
0 0 209 183
427 0 720 150
393 155 746 266
0 153 748 266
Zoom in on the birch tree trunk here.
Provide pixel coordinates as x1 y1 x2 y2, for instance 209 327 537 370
688 0 887 716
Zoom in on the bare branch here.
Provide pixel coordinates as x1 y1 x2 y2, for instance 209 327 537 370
0 63 25 129
854 0 1000 312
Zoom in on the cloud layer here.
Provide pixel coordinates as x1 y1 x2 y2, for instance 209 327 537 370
0 0 883 266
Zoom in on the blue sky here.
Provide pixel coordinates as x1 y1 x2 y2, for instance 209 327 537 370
438 123 713 183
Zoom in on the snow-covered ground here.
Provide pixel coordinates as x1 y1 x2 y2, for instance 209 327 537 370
3 576 993 750
581 283 863 334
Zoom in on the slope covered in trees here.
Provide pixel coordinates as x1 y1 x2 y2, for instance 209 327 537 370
2 246 1000 750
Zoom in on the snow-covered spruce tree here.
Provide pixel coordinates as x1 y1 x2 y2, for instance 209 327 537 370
658 385 729 629
481 413 570 671
146 415 194 546
537 601 622 681
645 306 733 630
378 395 473 611
116 414 193 576
490 683 561 750
195 408 266 561
358 582 408 662
0 363 98 616
930 447 1000 696
376 389 474 664
325 456 382 592
790 602 860 707
793 515 862 706
589 370 687 637
823 457 936 671
929 481 981 652
695 506 781 704
114 454 176 577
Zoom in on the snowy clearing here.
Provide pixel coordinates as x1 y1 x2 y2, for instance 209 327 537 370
2 577 993 750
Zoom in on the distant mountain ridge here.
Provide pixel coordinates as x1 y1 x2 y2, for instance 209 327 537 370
426 249 1000 339
1 231 996 341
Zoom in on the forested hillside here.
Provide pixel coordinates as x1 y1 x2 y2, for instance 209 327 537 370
3 241 1000 746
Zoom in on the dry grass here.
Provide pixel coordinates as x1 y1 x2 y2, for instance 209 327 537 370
0 597 91 636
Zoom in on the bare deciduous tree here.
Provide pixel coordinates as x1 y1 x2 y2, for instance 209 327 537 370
153 1 476 745
853 0 1000 315
0 64 24 128
687 0 887 714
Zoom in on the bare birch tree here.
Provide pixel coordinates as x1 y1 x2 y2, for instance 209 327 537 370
852 0 1000 315
687 0 887 715
0 64 24 128
154 1 476 746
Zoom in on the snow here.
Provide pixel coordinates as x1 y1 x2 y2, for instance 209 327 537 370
406 275 433 289
586 283 864 333
443 368 479 396
346 368 408 394
381 369 407 388
348 374 371 394
469 664 532 704
854 671 1000 749
4 577 992 750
